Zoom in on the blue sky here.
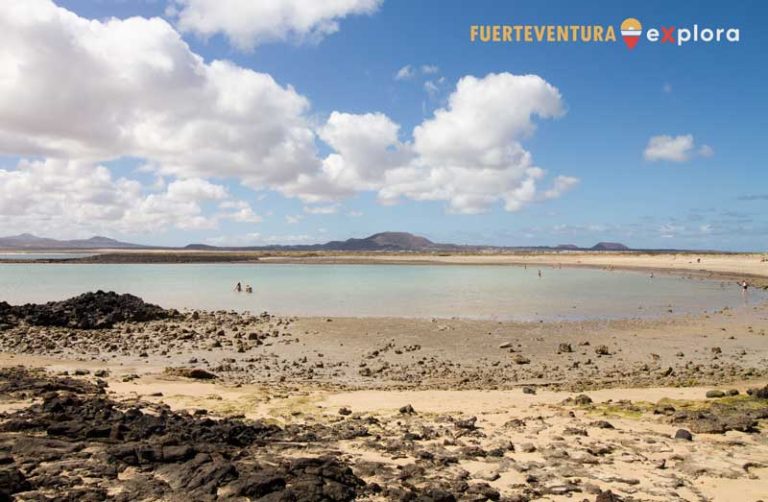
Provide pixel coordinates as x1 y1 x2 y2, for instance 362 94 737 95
1 0 766 250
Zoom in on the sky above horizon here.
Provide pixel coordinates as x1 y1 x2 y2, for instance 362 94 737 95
0 0 766 251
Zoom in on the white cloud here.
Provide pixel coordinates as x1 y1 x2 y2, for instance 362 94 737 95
698 144 715 158
395 65 415 80
289 73 576 214
218 201 262 223
396 64 440 80
424 80 440 99
304 203 340 214
170 0 382 50
167 178 227 202
0 2 578 233
543 176 580 200
285 214 304 224
643 134 714 162
0 159 235 236
316 111 410 190
391 73 568 213
0 0 320 189
205 233 317 246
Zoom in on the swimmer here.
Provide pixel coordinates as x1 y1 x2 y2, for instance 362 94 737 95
739 280 749 293
234 282 242 293
245 284 253 294
537 269 542 278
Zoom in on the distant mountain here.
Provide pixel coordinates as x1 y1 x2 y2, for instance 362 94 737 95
321 232 437 251
184 244 219 251
185 232 441 252
591 242 630 251
0 234 145 250
187 234 632 252
0 232 636 253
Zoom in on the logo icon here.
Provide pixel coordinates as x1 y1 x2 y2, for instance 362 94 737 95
621 18 642 49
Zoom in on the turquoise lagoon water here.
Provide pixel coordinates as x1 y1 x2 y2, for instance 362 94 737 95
0 263 761 321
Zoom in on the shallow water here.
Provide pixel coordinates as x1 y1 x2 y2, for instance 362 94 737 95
0 263 761 321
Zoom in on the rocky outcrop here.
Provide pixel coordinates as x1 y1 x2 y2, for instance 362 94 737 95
0 291 173 329
0 367 364 501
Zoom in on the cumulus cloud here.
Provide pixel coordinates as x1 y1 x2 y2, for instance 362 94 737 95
286 74 576 214
170 0 382 50
0 158 241 236
0 0 319 188
643 134 714 162
543 176 580 200
394 73 568 213
0 2 578 234
218 201 263 223
317 111 410 188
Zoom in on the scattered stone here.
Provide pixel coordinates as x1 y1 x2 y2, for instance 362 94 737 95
674 429 693 441
164 367 218 380
513 354 530 365
747 385 768 399
596 489 623 501
454 417 478 430
595 345 610 356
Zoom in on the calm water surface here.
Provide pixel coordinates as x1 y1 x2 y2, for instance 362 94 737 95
0 263 761 321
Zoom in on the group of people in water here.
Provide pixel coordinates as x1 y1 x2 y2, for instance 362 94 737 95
233 282 253 294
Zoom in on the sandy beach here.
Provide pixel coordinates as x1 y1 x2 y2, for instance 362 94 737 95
1 262 768 501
